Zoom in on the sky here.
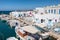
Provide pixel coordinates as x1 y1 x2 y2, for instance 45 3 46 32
0 0 60 10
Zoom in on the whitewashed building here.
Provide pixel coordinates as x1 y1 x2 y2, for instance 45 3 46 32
33 4 60 27
34 4 60 14
10 4 60 27
44 4 60 14
10 11 34 18
34 7 45 14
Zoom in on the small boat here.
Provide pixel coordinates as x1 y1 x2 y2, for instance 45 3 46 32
6 37 18 40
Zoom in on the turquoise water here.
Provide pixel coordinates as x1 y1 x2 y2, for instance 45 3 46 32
0 20 16 40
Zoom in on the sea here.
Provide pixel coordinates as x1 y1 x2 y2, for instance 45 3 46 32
0 11 16 40
0 11 11 15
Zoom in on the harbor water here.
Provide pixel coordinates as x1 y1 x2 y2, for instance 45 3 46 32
0 20 16 40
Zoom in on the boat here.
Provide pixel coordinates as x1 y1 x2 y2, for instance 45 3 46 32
6 37 18 40
15 25 49 40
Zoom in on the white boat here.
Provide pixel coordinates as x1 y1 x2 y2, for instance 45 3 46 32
15 25 49 40
6 37 18 40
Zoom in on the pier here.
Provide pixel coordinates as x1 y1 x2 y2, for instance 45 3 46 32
48 31 60 40
10 16 34 25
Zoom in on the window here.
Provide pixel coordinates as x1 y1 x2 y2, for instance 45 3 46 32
24 13 26 16
36 18 38 21
55 19 57 22
49 19 52 21
45 10 47 13
15 22 18 26
41 19 44 23
59 9 60 14
41 13 43 15
19 14 21 17
54 9 56 14
51 9 53 13
49 10 50 13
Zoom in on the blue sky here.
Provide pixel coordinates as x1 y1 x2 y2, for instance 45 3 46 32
0 0 60 10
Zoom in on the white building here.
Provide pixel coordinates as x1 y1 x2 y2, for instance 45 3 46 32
44 4 60 14
34 4 60 14
10 11 26 18
10 11 34 18
34 7 45 14
33 4 60 27
10 4 60 27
